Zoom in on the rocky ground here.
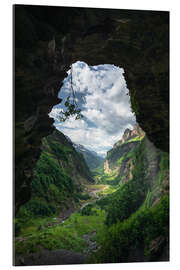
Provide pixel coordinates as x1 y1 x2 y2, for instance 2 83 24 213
15 247 87 266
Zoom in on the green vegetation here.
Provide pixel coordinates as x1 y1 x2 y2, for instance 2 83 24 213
158 151 169 185
126 135 145 144
90 136 169 263
14 130 169 263
97 185 119 197
93 195 169 263
75 145 104 170
96 171 120 185
17 150 76 219
15 205 106 256
130 93 140 116
108 139 147 222
92 162 104 177
16 130 93 232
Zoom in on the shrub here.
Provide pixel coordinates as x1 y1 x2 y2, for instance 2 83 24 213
95 195 169 263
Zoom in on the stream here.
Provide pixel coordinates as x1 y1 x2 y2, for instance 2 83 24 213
59 188 102 224
15 185 108 266
80 189 100 210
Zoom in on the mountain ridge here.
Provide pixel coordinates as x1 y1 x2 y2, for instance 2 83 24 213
17 129 94 219
72 142 104 170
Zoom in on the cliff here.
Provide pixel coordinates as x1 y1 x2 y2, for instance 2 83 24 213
104 124 145 183
96 126 169 262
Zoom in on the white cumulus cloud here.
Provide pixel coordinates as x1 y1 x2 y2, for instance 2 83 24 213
49 61 136 157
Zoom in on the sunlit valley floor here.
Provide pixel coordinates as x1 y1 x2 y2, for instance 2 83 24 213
14 124 169 265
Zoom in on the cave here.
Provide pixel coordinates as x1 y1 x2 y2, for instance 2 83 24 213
14 5 169 214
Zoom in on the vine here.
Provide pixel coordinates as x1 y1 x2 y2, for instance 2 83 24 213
58 65 83 122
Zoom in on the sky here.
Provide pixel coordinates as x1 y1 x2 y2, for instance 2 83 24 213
49 61 136 157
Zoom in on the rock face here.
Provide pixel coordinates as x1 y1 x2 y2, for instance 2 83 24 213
14 5 169 213
104 125 169 204
113 123 145 148
97 127 169 262
15 248 87 266
104 124 145 180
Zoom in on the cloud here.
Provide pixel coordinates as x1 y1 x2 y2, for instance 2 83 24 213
49 61 136 157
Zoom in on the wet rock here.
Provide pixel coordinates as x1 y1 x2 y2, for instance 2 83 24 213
24 115 37 132
83 231 97 254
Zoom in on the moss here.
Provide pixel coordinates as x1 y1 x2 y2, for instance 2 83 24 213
130 92 140 116
157 152 169 185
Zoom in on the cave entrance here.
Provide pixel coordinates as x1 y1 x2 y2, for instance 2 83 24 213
49 61 136 157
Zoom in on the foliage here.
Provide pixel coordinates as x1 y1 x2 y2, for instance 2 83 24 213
15 206 106 256
17 131 93 220
92 162 104 176
96 171 120 185
15 123 169 262
74 193 91 202
80 204 97 216
93 195 169 263
157 151 169 185
57 66 83 122
58 96 83 122
77 149 104 171
97 139 148 225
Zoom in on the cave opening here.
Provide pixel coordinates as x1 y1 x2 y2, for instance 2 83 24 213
49 61 136 157
14 6 169 264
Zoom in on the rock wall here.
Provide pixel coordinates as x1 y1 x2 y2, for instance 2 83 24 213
103 125 140 179
14 5 169 213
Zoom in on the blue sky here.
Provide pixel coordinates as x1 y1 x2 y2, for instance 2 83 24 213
49 61 136 157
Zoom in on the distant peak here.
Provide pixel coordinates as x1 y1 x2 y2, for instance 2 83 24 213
113 124 145 148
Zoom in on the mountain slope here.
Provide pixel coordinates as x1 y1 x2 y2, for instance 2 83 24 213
73 143 104 170
17 129 94 219
93 124 169 262
93 124 145 185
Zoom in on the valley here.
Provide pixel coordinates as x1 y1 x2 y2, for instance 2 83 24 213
14 124 169 265
13 6 169 266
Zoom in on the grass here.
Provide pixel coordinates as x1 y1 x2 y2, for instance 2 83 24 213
97 185 119 197
86 184 108 191
15 206 106 256
94 169 120 185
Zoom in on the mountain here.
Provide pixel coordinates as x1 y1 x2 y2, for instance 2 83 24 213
17 129 94 219
94 124 169 262
101 123 169 200
15 125 169 264
72 143 104 170
103 124 145 182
